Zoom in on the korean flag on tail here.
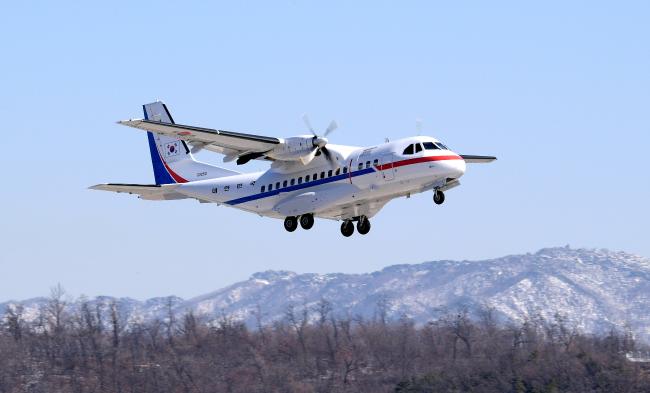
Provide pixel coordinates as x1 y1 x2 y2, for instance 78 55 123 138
164 141 181 157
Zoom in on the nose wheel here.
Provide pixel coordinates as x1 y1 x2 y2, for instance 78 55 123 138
433 190 445 205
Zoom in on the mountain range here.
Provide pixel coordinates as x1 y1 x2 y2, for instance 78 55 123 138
3 247 649 341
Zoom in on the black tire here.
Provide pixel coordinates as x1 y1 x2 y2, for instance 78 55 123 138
433 190 445 205
357 216 371 235
340 220 354 237
284 216 298 232
299 214 314 230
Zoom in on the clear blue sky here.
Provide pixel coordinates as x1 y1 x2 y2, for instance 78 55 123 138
1 1 648 301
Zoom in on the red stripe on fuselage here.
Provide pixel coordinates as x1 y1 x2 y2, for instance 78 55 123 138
376 154 462 171
157 147 188 183
162 160 188 183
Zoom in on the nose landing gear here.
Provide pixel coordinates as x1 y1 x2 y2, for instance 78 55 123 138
433 190 445 205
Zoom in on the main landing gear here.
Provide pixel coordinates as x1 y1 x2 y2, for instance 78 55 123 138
284 213 371 237
433 190 445 205
284 213 315 232
340 220 354 237
357 216 371 235
340 215 371 237
299 214 314 230
284 216 298 232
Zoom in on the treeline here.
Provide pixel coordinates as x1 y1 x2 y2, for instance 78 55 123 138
1 287 649 393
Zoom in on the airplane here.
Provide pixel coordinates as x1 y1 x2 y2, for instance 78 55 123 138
91 101 496 237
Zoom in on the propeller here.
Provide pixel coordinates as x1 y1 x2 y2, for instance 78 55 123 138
300 114 339 165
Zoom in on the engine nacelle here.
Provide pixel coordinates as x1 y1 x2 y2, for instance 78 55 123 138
267 135 321 162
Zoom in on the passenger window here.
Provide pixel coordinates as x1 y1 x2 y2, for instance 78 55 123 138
415 143 422 153
237 183 242 189
283 180 288 187
335 168 340 176
268 184 273 191
320 171 325 179
276 182 280 189
261 185 265 192
403 144 414 155
358 162 363 170
373 159 379 166
343 167 348 174
298 177 303 184
306 175 310 182
290 179 295 186
423 142 438 150
328 170 333 177
365 161 370 169
313 173 318 180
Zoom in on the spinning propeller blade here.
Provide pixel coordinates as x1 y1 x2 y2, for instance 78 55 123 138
302 114 316 136
300 114 339 166
324 120 338 137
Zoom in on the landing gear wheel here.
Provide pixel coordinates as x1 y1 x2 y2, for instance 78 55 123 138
284 216 298 232
299 214 314 230
340 220 354 237
433 190 445 205
357 216 371 235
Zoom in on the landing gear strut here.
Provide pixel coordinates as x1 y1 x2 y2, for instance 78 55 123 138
433 190 445 205
284 216 298 232
340 220 354 237
357 216 371 235
299 214 314 230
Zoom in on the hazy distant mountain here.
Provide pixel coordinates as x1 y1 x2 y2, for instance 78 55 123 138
3 247 650 340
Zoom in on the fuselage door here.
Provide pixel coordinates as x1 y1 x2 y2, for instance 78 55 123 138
380 154 395 181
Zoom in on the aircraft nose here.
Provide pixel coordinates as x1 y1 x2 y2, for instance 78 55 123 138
446 157 466 178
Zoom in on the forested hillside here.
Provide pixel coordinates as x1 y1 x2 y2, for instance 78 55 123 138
1 290 649 393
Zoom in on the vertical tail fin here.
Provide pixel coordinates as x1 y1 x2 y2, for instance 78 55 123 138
143 101 240 184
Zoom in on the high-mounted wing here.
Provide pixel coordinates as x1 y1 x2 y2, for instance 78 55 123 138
118 119 280 163
89 183 189 201
460 155 497 163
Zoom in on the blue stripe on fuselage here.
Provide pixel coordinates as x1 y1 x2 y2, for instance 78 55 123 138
225 167 376 206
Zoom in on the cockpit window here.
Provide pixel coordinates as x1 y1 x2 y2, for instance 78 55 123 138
423 142 439 150
403 144 414 155
435 142 449 150
415 143 423 153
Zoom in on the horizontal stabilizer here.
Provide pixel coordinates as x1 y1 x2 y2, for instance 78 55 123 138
461 155 497 163
89 183 187 200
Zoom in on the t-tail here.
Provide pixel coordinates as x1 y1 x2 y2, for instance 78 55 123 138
143 101 239 184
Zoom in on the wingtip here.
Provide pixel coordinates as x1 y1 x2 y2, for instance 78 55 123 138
116 119 143 126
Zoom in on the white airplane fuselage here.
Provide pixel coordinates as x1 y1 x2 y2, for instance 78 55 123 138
92 101 495 236
177 135 466 220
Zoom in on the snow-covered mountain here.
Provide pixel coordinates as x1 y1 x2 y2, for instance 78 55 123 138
3 247 650 340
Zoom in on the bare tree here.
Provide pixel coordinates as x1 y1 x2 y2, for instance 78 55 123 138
45 283 67 333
